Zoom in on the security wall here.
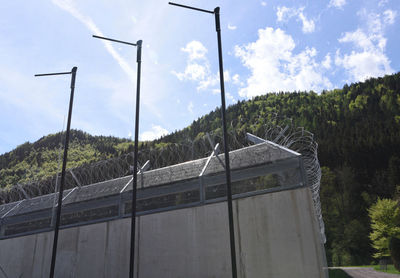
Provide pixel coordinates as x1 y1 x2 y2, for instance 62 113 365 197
0 142 328 278
0 186 326 278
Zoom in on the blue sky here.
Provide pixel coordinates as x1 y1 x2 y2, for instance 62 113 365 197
0 0 399 155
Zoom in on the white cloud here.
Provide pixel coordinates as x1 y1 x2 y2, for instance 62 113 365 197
298 12 315 33
335 50 392 81
197 74 219 91
339 29 371 50
232 73 244 86
223 70 231 82
187 101 194 113
335 10 395 81
181 41 208 61
212 89 220 95
322 54 332 69
276 6 296 22
358 8 396 34
329 0 346 9
379 0 389 7
383 9 397 25
226 92 236 103
234 27 332 98
212 89 235 103
140 125 168 141
228 24 237 30
276 6 315 33
261 1 267 6
172 40 223 91
232 74 240 85
174 63 208 82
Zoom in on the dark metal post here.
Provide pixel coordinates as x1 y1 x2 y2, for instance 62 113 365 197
130 39 142 278
214 7 238 278
168 3 237 277
35 67 78 278
92 35 142 278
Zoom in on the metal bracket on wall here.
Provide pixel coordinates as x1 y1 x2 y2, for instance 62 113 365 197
52 187 78 208
246 132 267 145
0 200 24 236
199 139 221 203
69 169 82 188
120 160 151 194
51 187 78 228
206 133 225 169
119 160 150 216
0 200 24 220
138 160 150 189
272 125 289 143
16 184 30 200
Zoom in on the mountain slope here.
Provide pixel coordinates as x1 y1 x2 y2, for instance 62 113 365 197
1 72 400 266
0 130 130 188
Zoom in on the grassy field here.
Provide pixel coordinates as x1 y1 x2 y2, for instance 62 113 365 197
328 269 352 278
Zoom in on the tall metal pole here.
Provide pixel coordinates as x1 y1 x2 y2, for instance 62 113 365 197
214 8 238 278
130 39 142 278
92 35 142 278
35 66 78 278
168 3 237 277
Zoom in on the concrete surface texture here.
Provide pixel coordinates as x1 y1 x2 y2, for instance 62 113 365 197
0 186 327 278
339 267 400 278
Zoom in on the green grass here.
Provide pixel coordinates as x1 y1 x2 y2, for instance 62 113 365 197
371 264 400 274
328 269 351 278
335 264 400 275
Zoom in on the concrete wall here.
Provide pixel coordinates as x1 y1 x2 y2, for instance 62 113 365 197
0 187 327 278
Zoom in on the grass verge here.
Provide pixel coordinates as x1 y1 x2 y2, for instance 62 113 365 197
371 264 400 275
332 264 400 275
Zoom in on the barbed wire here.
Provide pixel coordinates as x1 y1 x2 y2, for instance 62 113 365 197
262 115 325 243
0 117 325 244
0 130 248 205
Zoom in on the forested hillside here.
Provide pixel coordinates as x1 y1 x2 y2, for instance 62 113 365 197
1 72 400 266
0 131 136 188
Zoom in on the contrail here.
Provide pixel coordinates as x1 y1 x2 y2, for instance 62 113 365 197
52 0 136 82
52 0 165 121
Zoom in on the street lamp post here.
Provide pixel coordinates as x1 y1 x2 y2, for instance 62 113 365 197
35 67 78 278
168 3 238 278
92 35 142 278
